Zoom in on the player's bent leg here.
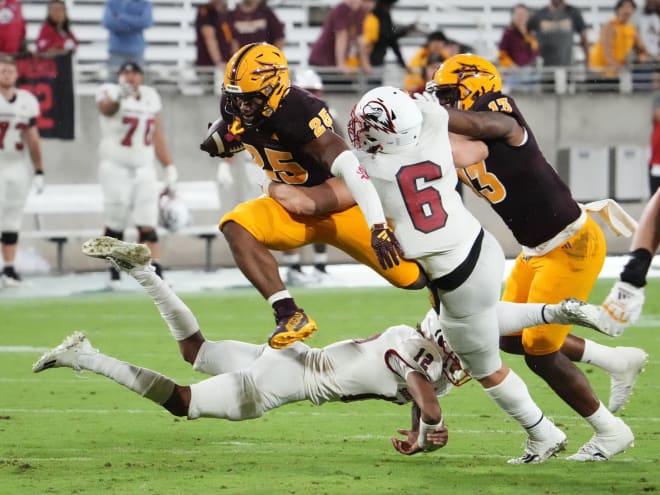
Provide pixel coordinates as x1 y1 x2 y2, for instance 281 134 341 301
193 340 268 376
188 370 266 420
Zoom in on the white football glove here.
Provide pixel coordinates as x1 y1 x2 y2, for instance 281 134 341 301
33 172 45 194
216 160 235 187
598 281 645 337
164 164 178 193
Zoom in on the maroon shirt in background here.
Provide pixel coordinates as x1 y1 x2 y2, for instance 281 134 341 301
36 22 78 53
308 2 366 66
230 3 285 47
498 27 538 67
195 3 234 66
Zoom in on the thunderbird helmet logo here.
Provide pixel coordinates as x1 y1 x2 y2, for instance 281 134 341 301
361 99 396 134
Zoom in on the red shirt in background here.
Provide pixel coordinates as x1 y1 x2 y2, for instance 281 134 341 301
0 0 26 54
308 2 366 67
36 22 79 53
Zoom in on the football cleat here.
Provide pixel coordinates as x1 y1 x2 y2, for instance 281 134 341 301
82 236 152 272
598 281 645 337
508 423 567 464
566 418 634 461
553 298 605 333
32 331 98 373
285 268 318 287
608 347 648 413
268 310 318 349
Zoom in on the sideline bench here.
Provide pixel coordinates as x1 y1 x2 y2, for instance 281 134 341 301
22 181 221 273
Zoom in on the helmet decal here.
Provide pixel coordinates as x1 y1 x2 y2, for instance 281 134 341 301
362 99 397 134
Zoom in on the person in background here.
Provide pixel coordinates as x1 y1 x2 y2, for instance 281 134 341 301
102 0 153 75
0 0 26 56
403 31 449 94
361 0 414 76
637 0 659 59
36 0 79 55
230 0 285 51
499 4 539 69
589 0 649 77
0 55 43 287
308 0 370 75
650 85 660 193
95 61 178 289
194 0 234 70
528 0 590 69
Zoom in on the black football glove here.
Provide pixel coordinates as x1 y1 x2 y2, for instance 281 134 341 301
371 224 403 269
200 118 245 158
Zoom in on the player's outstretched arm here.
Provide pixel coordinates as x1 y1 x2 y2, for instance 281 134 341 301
267 177 356 216
447 108 525 146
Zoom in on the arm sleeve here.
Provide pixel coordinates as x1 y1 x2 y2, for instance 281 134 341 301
330 150 386 228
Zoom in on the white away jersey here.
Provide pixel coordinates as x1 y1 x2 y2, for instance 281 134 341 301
303 324 453 406
356 101 482 279
96 84 162 167
0 89 40 166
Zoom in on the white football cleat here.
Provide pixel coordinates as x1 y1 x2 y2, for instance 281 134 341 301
566 417 634 461
554 298 605 332
598 281 645 337
82 236 152 272
32 332 98 373
508 423 567 464
285 268 317 287
608 347 648 413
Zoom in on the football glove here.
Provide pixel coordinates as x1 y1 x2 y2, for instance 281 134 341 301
33 170 45 194
370 223 403 269
200 118 245 158
598 281 645 337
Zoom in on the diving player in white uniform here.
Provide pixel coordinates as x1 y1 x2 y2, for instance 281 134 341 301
95 61 178 287
0 54 44 287
346 87 566 464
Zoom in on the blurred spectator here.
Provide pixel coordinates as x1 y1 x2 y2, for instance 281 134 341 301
499 4 539 68
195 0 233 69
230 0 285 50
528 0 590 69
589 0 649 76
361 0 414 75
36 0 79 55
650 84 660 194
637 0 659 58
403 30 448 93
102 0 153 75
0 0 26 55
309 0 369 75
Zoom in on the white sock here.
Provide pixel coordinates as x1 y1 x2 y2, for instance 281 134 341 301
581 339 618 373
130 265 200 341
78 353 175 405
267 290 291 305
496 302 546 336
483 369 544 431
584 401 620 434
313 252 328 265
283 253 301 266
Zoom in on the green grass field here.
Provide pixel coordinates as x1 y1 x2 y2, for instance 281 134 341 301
1 280 658 494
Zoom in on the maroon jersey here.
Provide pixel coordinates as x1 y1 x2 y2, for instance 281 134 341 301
458 92 581 247
195 4 234 65
230 4 285 47
219 86 335 187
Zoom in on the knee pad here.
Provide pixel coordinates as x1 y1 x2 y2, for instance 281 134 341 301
104 228 124 240
138 228 158 243
1 231 18 245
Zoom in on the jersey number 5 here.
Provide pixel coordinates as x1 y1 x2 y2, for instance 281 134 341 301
396 161 448 233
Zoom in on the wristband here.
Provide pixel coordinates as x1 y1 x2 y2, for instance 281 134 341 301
417 417 443 449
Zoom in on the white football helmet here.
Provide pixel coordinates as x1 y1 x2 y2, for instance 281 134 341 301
348 86 422 153
158 190 191 232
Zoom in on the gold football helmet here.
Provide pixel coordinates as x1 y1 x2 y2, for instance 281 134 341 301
427 53 502 110
223 43 290 126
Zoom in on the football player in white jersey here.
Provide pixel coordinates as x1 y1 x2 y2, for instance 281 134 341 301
0 55 44 288
33 237 601 457
95 61 178 288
